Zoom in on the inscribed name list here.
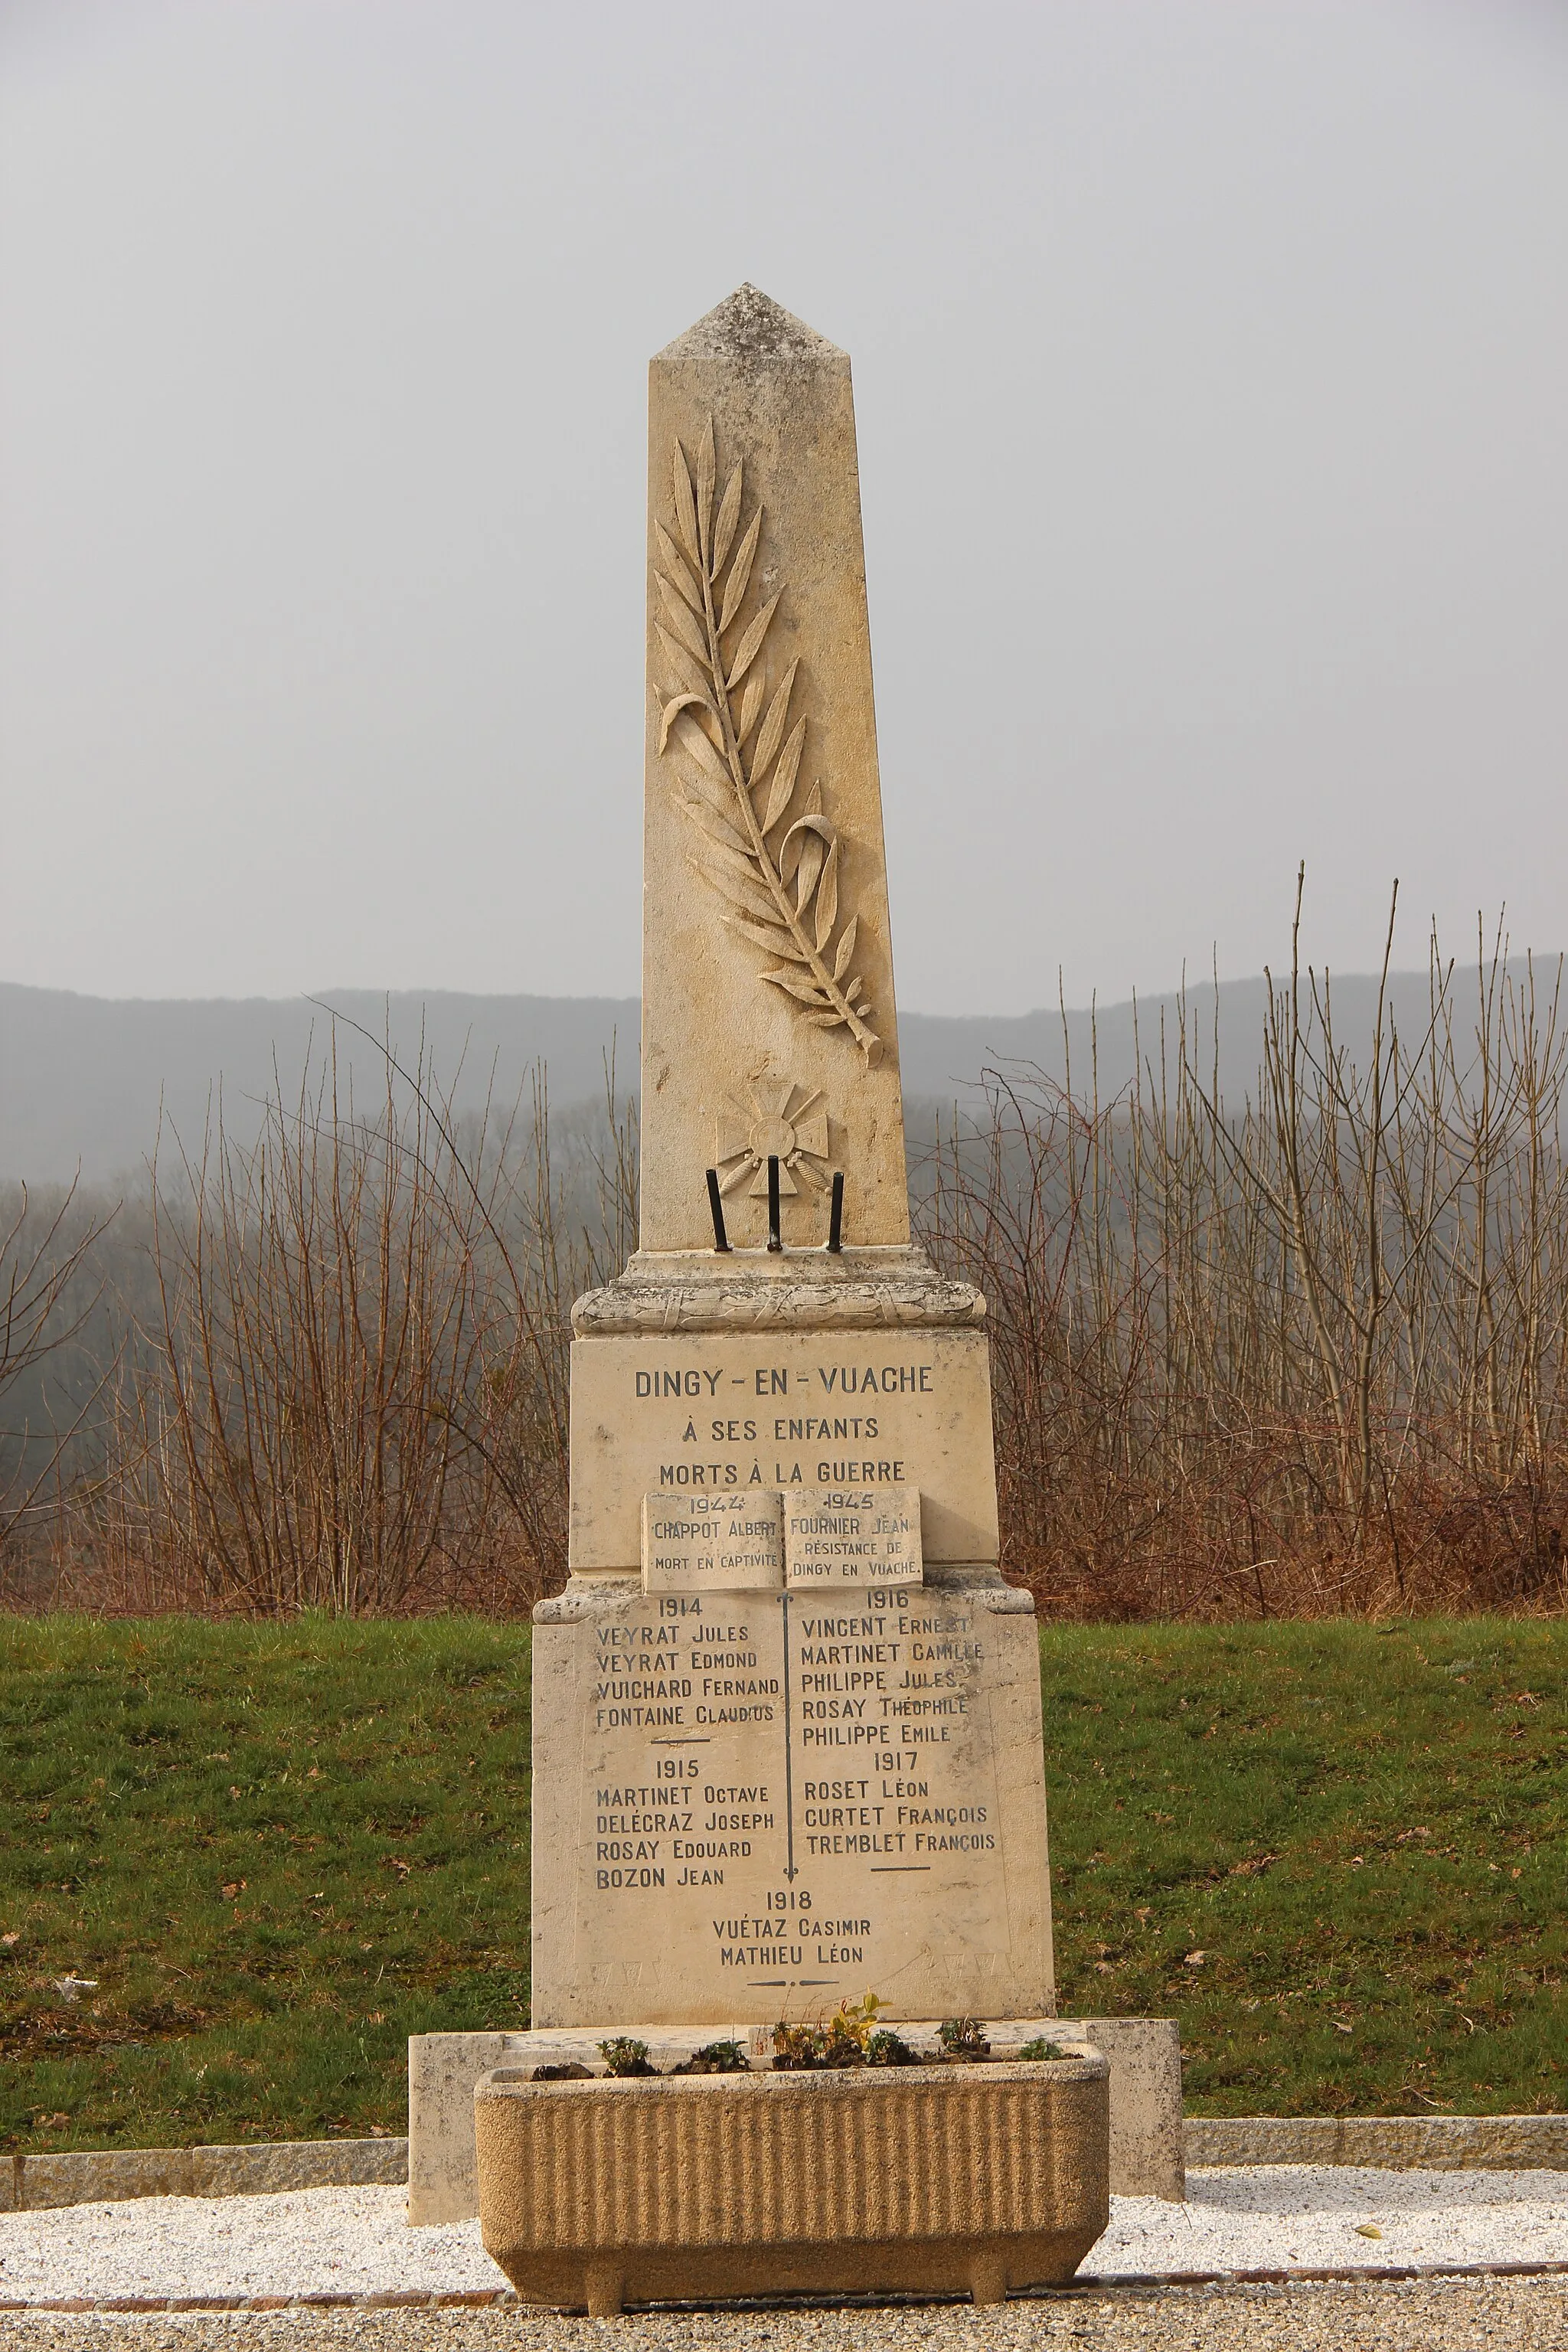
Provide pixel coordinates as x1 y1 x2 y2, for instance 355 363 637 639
642 1491 783 1593
528 1580 1054 2027
786 1484 922 1587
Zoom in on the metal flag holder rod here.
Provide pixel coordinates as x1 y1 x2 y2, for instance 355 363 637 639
703 1162 844 1256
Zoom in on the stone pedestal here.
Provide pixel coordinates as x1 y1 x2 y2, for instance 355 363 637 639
536 1243 1056 2031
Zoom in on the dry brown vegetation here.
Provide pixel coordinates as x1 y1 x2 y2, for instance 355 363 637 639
4 892 1566 1620
923 884 1568 1617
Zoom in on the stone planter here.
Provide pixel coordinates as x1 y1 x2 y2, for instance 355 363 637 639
475 2055 1110 2314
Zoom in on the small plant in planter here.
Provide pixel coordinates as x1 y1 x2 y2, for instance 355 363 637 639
938 2017 991 2062
530 2060 592 2081
773 1991 890 2070
1017 2038 1067 2062
772 2020 827 2070
599 2036 656 2077
866 2027 920 2066
674 2039 750 2075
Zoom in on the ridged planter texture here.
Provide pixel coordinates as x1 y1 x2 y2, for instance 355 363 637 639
475 2055 1110 2313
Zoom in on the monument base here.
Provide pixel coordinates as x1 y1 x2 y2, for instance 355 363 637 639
408 2013 1182 2223
475 2056 1110 2312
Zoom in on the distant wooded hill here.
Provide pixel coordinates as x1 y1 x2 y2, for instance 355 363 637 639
1 969 1553 1182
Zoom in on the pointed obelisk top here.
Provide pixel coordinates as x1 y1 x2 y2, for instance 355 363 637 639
655 283 847 374
639 288 909 1253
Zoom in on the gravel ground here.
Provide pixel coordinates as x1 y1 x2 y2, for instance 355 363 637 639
4 2279 1568 2350
1 2170 1564 2305
0 2171 1565 2352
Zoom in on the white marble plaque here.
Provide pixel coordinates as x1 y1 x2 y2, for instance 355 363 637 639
785 1483 923 1587
642 1490 784 1593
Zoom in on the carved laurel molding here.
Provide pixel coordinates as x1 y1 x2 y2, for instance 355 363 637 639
653 419 883 1067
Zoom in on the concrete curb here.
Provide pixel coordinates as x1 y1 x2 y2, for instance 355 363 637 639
1 2138 408 2213
1185 2115 1568 2171
2 2115 1562 2214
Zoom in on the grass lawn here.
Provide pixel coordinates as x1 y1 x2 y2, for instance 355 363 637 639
0 1614 1561 2150
0 1617 530 2152
1043 1619 1566 2117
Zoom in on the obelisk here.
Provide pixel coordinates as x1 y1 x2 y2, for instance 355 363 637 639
524 286 1054 2031
638 287 907 1254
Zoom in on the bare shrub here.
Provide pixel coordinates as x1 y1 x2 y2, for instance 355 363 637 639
0 1177 116 1569
67 1036 636 1617
916 880 1568 1619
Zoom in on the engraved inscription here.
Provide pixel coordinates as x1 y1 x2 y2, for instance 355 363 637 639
785 1483 923 1588
642 1489 784 1593
565 1587 1017 2008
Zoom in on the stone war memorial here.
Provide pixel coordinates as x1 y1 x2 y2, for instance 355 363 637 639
409 286 1183 2308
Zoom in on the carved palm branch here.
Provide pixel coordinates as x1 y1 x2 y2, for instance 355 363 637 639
652 419 882 1067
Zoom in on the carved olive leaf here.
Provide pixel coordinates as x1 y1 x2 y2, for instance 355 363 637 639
713 465 742 573
731 918 813 965
677 792 753 861
655 575 710 665
737 673 765 743
658 693 712 753
814 838 840 949
751 661 799 782
671 750 741 820
690 854 789 931
655 524 704 616
695 419 717 567
779 808 834 890
717 511 762 632
655 625 710 699
794 830 826 913
672 445 700 565
832 914 858 982
672 756 751 848
803 1009 852 1030
762 718 806 831
761 967 832 1007
727 593 780 691
671 710 731 786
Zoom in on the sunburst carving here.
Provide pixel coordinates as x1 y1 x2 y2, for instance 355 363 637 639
714 1080 831 1198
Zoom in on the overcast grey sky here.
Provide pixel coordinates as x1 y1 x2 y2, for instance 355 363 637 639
2 0 1565 1015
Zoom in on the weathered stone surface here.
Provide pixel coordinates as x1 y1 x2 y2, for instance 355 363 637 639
14 2138 407 2212
640 287 908 1257
408 2035 531 2225
572 1251 986 1334
529 1574 1052 2030
189 2139 407 2196
20 2150 194 2209
1070 2017 1185 2200
568 1325 999 1576
476 2059 1110 2310
1185 2112 1568 2171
